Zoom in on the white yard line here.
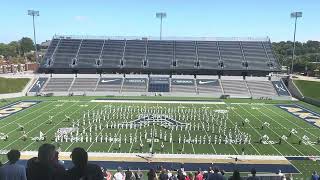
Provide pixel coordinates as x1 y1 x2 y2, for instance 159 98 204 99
216 104 258 155
1 102 67 137
227 104 282 156
256 106 320 155
107 129 122 153
21 102 83 151
170 129 174 154
64 103 101 151
0 101 55 130
194 105 217 154
264 105 319 138
0 102 75 151
186 130 196 154
238 105 304 156
92 99 225 105
128 129 138 153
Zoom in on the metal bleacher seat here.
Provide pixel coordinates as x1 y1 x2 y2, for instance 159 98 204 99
70 78 99 92
171 78 196 93
221 79 250 97
42 78 74 92
95 78 123 92
197 41 220 69
241 41 269 71
246 80 278 97
263 41 281 71
121 78 148 92
174 41 197 69
77 40 104 68
41 39 60 67
123 40 146 68
147 40 173 69
196 79 222 95
51 39 81 68
100 40 124 68
219 41 244 70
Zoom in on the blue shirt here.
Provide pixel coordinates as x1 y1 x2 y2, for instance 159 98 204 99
0 163 27 180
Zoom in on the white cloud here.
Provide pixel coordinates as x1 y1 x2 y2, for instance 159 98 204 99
74 16 88 22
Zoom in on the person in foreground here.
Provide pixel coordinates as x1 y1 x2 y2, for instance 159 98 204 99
66 147 103 180
0 149 27 180
228 170 242 180
26 143 65 180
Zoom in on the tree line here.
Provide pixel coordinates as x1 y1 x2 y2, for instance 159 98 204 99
0 37 36 63
272 41 320 72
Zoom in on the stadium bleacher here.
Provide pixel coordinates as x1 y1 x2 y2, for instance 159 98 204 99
39 36 280 75
42 78 74 92
30 74 291 100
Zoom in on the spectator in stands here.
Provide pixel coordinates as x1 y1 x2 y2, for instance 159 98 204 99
208 167 223 180
104 169 112 180
159 169 169 180
167 170 172 179
113 167 124 180
203 167 213 180
220 170 227 180
134 168 143 180
26 143 64 180
177 169 185 180
228 170 242 180
187 172 193 180
247 168 260 180
147 168 157 180
125 168 135 180
0 149 26 180
312 171 319 180
66 147 103 180
195 168 204 180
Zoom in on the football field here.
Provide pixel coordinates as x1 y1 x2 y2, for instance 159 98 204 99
0 97 320 159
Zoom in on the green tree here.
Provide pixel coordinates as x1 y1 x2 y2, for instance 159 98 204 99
19 37 34 55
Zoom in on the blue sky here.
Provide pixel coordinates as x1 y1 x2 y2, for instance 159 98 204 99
0 0 319 43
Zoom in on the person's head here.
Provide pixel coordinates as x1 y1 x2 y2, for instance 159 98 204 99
7 149 20 164
149 169 156 177
71 147 88 168
213 166 219 173
38 143 56 164
117 166 122 172
313 171 318 175
232 170 241 179
251 168 257 176
221 170 225 176
208 166 213 172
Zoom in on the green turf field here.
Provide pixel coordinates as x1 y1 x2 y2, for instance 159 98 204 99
0 77 30 94
0 97 320 157
294 80 320 100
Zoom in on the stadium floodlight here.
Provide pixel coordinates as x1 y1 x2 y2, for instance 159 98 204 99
290 11 302 74
156 12 167 40
27 10 40 63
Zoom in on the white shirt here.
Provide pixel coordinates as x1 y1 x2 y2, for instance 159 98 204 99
113 172 124 180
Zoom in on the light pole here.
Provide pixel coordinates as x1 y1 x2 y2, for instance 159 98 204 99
290 11 302 74
28 10 40 63
156 12 167 40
